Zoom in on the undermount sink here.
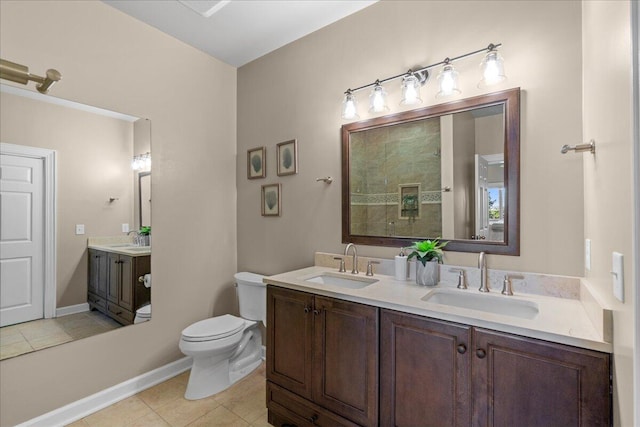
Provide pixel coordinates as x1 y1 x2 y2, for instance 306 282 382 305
421 288 539 319
305 273 378 289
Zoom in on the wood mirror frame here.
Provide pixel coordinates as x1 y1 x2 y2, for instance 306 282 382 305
341 87 520 255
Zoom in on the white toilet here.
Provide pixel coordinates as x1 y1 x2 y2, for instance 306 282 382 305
134 304 151 324
179 272 266 400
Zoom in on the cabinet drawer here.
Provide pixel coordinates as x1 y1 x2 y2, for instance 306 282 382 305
88 292 106 311
267 381 359 427
107 302 133 325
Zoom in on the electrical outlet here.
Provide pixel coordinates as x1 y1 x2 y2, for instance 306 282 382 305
585 239 591 271
122 223 130 233
75 224 85 235
612 252 624 302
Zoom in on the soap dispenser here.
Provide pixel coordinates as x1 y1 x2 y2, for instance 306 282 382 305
394 248 408 281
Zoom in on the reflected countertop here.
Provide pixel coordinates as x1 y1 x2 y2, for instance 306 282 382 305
265 265 612 353
87 236 151 257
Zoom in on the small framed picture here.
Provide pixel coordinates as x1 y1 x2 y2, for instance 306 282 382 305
261 183 281 216
247 147 266 179
276 139 298 176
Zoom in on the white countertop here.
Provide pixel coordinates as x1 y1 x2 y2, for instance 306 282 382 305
265 265 612 353
88 243 151 257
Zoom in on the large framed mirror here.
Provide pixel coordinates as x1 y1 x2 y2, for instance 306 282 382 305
341 88 520 255
0 83 151 360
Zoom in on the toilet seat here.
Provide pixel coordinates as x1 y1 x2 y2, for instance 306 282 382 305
136 304 151 317
181 314 245 343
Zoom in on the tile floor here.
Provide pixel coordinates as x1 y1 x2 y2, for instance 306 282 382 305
0 311 122 360
66 363 269 427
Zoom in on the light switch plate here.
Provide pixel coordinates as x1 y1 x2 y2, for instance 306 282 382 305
585 239 591 271
75 224 85 235
612 252 624 302
122 223 130 233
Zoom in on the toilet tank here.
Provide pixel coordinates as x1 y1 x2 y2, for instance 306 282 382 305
234 272 266 325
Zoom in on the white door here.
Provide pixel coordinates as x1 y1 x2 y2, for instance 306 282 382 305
474 154 489 239
0 153 44 327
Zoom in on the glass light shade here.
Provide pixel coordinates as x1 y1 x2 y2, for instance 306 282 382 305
144 156 151 169
400 74 422 105
478 50 506 88
341 92 359 120
436 64 461 98
369 84 389 113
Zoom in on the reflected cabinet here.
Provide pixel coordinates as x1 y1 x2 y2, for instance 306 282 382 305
88 248 150 325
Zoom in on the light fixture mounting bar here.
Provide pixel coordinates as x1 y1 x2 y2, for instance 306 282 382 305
345 43 502 95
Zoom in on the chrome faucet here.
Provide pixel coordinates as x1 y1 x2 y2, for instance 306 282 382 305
344 243 358 274
478 251 489 292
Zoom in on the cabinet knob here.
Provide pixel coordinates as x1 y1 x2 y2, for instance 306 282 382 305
304 306 311 313
313 309 320 315
457 344 467 354
476 348 487 359
308 414 318 423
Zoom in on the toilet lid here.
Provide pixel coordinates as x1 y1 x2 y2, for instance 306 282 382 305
181 314 245 342
136 304 151 316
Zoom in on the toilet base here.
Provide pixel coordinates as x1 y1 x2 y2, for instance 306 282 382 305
183 323 263 400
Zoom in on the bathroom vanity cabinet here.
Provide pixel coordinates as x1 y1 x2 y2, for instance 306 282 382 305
381 309 611 427
88 249 150 325
266 285 611 427
87 249 108 312
266 286 379 427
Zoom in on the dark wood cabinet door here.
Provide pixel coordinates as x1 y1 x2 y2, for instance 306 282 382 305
107 253 120 304
472 328 611 427
88 249 107 296
380 309 472 427
267 286 314 401
118 255 133 311
312 295 378 427
88 249 100 295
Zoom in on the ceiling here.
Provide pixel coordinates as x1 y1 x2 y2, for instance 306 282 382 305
103 0 378 67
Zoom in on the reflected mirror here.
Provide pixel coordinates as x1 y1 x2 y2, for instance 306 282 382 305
342 88 520 255
0 84 152 360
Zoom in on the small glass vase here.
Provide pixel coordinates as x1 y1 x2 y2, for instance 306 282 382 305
416 260 439 286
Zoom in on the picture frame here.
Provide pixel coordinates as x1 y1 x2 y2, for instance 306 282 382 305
261 183 281 216
247 146 266 179
276 139 298 176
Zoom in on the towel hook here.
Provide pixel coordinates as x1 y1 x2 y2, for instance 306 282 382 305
561 139 596 154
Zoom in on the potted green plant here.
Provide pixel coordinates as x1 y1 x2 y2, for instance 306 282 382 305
407 238 447 286
138 226 151 246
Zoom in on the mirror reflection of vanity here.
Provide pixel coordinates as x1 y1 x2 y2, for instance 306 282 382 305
342 88 520 255
0 83 151 360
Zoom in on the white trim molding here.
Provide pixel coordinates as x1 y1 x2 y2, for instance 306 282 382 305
55 303 90 318
0 142 57 319
16 357 193 427
631 1 640 425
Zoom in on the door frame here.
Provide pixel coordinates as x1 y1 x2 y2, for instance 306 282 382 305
0 142 57 319
632 1 639 423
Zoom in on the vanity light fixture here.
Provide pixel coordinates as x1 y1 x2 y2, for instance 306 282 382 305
369 81 389 113
132 152 151 171
400 71 427 105
341 43 505 120
478 44 506 88
341 90 359 120
435 59 461 99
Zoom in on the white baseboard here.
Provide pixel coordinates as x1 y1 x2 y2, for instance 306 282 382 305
55 303 90 317
17 357 193 427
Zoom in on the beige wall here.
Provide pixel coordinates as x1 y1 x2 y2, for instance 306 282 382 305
1 92 135 308
0 1 237 425
237 0 584 276
582 2 635 426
